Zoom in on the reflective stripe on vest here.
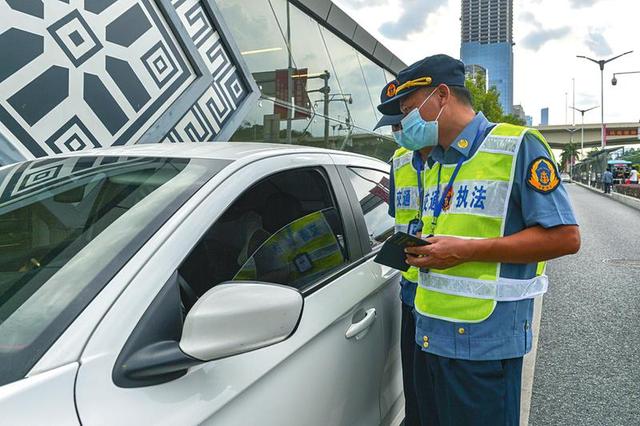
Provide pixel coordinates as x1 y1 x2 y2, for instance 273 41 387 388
414 124 555 322
392 147 424 283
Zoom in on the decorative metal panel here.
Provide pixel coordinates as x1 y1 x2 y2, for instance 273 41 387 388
0 0 258 163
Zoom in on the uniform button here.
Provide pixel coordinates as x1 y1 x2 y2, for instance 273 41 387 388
458 327 465 335
423 342 429 348
423 335 429 342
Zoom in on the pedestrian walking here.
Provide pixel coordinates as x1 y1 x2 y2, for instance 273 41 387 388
603 169 613 193
629 167 638 184
378 54 581 426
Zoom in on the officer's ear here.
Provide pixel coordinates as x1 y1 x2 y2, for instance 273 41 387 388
435 84 451 107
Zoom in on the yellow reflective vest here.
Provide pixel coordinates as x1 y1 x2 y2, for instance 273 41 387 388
414 124 552 323
392 147 428 283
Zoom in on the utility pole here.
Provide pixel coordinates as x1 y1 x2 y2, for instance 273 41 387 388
577 50 634 148
572 78 576 126
286 1 292 144
570 105 599 154
304 71 331 147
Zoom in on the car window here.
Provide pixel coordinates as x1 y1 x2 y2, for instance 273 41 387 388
177 168 348 306
347 167 393 247
0 155 226 387
233 207 346 290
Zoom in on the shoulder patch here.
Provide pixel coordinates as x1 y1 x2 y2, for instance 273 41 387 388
526 157 560 194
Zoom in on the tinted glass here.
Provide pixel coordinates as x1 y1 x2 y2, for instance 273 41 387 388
178 168 348 302
216 0 398 162
347 167 393 247
0 156 225 386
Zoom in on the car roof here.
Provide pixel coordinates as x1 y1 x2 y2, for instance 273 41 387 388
56 142 377 163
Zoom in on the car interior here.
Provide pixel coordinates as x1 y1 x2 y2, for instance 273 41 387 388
177 168 348 312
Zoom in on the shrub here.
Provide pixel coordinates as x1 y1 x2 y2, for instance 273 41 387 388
614 184 640 199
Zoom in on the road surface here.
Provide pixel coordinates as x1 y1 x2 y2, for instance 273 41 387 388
529 184 640 425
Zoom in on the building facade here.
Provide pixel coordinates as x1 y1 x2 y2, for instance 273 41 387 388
512 104 525 121
460 0 513 114
541 107 549 126
464 64 488 92
0 0 404 165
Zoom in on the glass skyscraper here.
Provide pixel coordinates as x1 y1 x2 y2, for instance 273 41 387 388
460 0 513 114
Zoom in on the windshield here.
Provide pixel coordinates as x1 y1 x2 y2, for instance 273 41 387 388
0 155 228 386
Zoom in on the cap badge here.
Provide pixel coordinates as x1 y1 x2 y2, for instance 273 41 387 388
386 83 397 98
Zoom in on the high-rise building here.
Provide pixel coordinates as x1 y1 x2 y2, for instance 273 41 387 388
460 0 513 114
541 108 549 126
512 104 526 121
525 115 533 127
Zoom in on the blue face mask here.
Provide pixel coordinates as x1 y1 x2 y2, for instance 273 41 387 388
396 90 445 151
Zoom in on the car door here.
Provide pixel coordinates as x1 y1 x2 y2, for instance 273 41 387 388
332 154 405 424
74 152 388 426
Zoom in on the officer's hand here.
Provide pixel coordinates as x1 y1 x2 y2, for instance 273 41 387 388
404 236 473 269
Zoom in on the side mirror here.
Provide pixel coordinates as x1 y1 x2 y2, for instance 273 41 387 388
114 279 303 388
179 282 303 361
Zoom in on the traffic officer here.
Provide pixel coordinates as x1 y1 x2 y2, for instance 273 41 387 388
378 54 581 425
376 80 434 426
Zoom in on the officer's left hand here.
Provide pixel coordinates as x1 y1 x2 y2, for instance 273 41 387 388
404 236 473 269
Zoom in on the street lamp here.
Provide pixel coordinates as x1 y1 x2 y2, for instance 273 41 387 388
570 105 599 154
611 70 640 85
576 50 633 149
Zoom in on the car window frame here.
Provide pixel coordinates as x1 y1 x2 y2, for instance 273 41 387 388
335 164 393 259
175 163 365 299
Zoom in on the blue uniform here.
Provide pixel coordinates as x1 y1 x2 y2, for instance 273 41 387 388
416 112 577 360
413 112 578 426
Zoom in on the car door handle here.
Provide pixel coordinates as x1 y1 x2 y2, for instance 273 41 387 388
345 308 377 339
381 266 398 280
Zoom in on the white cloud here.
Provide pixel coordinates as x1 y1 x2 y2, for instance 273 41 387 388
332 0 640 127
585 29 613 56
379 0 448 40
521 26 572 51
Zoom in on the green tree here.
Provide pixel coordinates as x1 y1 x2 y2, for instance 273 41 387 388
621 148 640 164
501 113 526 126
588 147 601 157
465 76 525 125
560 142 581 172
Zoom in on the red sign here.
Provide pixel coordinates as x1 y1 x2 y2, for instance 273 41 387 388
605 127 639 137
274 68 311 120
369 176 390 203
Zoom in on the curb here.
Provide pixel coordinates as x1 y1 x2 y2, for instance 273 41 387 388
573 182 640 212
520 295 543 426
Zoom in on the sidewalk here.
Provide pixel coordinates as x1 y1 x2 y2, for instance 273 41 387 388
573 181 640 212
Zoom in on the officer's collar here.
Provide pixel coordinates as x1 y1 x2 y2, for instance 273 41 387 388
429 112 489 163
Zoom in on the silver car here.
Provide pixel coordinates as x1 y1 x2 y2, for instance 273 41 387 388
0 143 404 425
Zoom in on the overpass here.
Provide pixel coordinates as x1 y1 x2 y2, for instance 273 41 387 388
535 122 640 150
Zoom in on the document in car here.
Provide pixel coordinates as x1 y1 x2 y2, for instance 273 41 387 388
374 232 429 272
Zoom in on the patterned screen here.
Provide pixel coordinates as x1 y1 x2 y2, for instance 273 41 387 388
0 0 255 161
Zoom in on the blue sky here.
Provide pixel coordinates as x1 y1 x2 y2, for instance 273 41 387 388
333 0 640 127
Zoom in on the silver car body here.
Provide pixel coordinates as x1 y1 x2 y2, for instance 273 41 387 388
0 143 403 425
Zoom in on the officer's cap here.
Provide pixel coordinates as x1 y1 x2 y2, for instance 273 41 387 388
373 80 403 130
378 54 466 116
